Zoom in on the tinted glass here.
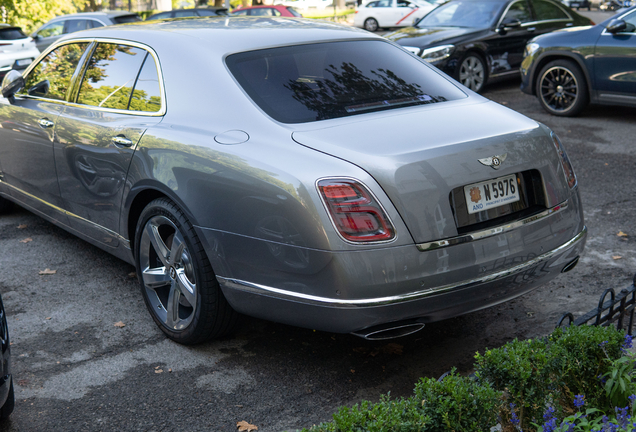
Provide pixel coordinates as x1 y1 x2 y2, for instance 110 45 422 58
22 42 88 100
197 8 227 15
287 7 303 16
502 0 532 23
64 19 89 34
623 10 636 29
251 7 280 15
36 22 64 38
129 54 162 112
89 20 105 28
0 28 27 40
227 40 466 123
148 12 171 19
533 0 568 20
418 1 503 27
78 43 147 110
174 10 197 17
370 0 391 7
232 9 249 15
113 14 142 23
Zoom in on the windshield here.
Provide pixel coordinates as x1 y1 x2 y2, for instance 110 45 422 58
417 1 504 28
227 40 466 123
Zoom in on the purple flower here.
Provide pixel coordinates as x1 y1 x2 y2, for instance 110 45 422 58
624 334 633 350
599 340 609 348
574 394 585 409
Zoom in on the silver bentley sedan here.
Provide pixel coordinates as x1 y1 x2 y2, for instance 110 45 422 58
0 17 586 344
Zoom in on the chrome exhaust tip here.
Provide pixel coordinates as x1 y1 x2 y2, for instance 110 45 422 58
351 320 426 340
561 256 580 273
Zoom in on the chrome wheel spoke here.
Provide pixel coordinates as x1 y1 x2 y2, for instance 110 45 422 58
145 223 170 267
169 230 186 267
164 282 180 329
175 269 196 307
142 267 170 289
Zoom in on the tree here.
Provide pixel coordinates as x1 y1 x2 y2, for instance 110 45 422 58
1 0 79 34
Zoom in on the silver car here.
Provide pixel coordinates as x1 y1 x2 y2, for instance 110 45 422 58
0 17 586 344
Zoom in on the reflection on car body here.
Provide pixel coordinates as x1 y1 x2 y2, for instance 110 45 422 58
0 17 586 344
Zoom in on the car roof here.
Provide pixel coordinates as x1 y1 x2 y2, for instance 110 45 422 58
48 11 139 21
58 16 375 53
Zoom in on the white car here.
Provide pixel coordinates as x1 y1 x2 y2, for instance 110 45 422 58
0 24 39 78
353 0 435 31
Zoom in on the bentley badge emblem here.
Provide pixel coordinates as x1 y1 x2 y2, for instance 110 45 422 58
478 153 507 170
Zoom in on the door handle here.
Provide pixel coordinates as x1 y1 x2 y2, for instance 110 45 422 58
38 118 54 128
111 135 134 147
527 27 536 32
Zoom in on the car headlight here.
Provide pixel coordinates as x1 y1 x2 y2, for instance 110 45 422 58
524 42 540 58
421 45 455 63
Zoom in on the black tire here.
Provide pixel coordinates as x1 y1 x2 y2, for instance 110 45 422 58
456 53 488 93
134 198 238 344
364 18 379 32
0 379 14 419
536 59 588 117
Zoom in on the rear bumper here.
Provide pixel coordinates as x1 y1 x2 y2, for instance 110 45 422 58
207 196 586 333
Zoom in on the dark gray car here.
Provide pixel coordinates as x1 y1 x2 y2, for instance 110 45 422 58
30 11 141 52
0 18 586 344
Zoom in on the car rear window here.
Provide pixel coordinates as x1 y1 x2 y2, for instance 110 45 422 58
113 14 142 24
226 40 467 123
287 7 303 16
0 27 27 40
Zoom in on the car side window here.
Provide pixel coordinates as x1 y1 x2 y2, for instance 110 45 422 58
20 42 89 100
89 20 105 28
174 10 196 17
397 0 411 7
623 10 636 31
64 20 89 34
151 12 172 19
233 9 249 15
502 0 532 23
128 54 163 112
77 43 148 110
35 21 64 38
532 0 569 21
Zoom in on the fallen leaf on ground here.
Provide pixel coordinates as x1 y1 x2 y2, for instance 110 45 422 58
114 321 125 328
237 421 258 431
612 256 622 260
17 224 27 229
45 317 51 320
19 238 32 243
155 369 163 374
127 272 137 279
38 268 56 275
618 231 628 237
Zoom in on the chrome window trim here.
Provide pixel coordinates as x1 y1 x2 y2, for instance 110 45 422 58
16 37 166 117
217 225 587 307
315 176 398 246
416 199 568 251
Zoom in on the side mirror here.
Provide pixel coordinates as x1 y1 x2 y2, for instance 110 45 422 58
606 18 626 33
1 70 25 101
498 18 521 34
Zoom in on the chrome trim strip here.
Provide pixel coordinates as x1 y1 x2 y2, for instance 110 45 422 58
416 200 568 252
0 181 131 249
217 226 586 308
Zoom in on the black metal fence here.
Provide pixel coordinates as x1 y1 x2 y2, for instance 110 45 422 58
557 274 636 335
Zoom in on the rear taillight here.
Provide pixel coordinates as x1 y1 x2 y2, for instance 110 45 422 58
551 132 576 188
318 178 395 243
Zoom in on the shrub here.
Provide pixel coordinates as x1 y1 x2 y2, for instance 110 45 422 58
412 369 502 432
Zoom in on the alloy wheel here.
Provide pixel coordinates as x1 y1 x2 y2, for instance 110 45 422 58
539 66 579 114
459 55 485 92
138 215 197 331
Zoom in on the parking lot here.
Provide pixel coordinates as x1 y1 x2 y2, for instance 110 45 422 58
0 8 635 432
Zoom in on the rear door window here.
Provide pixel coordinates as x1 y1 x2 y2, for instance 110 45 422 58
21 42 89 100
112 14 142 24
77 43 148 110
533 0 569 20
63 19 89 34
35 21 64 38
0 27 27 40
226 40 466 123
502 0 532 23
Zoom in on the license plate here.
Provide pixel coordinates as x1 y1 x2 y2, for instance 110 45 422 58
15 58 32 67
464 174 520 215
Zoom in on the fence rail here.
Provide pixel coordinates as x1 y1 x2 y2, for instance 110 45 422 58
557 273 636 335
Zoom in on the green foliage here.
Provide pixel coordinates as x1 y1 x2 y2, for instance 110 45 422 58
306 396 429 432
412 369 502 432
475 325 626 430
1 0 80 34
